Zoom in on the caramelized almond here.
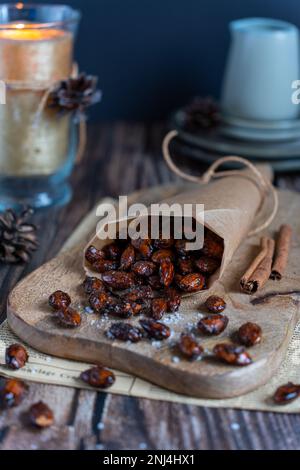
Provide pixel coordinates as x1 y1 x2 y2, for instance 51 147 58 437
139 318 170 340
101 271 136 290
107 322 142 343
159 259 175 287
238 322 262 347
5 344 29 370
29 401 54 428
205 295 226 313
177 273 206 292
80 366 115 389
213 343 252 366
151 297 168 320
197 314 229 335
54 307 81 327
273 383 300 404
48 290 71 310
178 334 203 361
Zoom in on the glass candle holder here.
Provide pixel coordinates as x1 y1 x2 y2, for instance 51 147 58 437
0 3 81 209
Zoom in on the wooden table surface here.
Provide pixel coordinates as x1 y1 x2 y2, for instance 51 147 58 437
1 122 300 451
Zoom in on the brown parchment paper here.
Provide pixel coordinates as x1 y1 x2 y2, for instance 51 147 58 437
84 166 272 288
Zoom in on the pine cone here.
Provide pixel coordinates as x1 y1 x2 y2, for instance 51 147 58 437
184 96 220 131
49 73 102 121
0 207 38 264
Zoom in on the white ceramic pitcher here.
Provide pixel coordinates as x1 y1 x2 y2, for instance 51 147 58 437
221 18 299 121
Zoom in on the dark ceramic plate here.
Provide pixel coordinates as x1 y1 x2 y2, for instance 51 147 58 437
171 110 300 165
173 139 300 172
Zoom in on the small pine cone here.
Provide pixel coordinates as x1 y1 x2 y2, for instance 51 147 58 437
184 96 220 131
0 207 38 264
49 73 102 120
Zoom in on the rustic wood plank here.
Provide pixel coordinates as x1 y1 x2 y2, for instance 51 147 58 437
69 390 102 450
0 383 75 427
0 424 76 450
0 382 76 449
1 122 300 450
100 397 300 450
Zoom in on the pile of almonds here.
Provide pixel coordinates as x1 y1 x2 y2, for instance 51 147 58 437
45 233 262 375
79 230 223 335
176 297 261 365
84 228 224 318
0 225 295 433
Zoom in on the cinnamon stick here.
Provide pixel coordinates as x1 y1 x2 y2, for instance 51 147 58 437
270 224 292 280
240 237 275 294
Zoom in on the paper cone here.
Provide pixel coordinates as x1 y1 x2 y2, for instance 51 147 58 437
83 165 273 290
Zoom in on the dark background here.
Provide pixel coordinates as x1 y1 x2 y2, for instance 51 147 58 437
7 0 300 121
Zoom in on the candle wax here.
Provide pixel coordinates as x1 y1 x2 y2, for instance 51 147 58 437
0 25 68 41
0 22 74 176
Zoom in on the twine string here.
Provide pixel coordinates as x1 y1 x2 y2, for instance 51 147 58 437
76 119 87 164
34 83 58 120
4 62 86 164
162 129 278 236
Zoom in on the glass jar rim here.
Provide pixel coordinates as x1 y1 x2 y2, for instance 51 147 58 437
0 3 81 29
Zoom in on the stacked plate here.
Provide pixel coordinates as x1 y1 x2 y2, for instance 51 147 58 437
170 109 300 172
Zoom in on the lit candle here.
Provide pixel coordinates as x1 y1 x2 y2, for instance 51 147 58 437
0 21 74 175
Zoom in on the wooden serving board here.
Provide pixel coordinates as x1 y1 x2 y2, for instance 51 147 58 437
7 185 300 399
